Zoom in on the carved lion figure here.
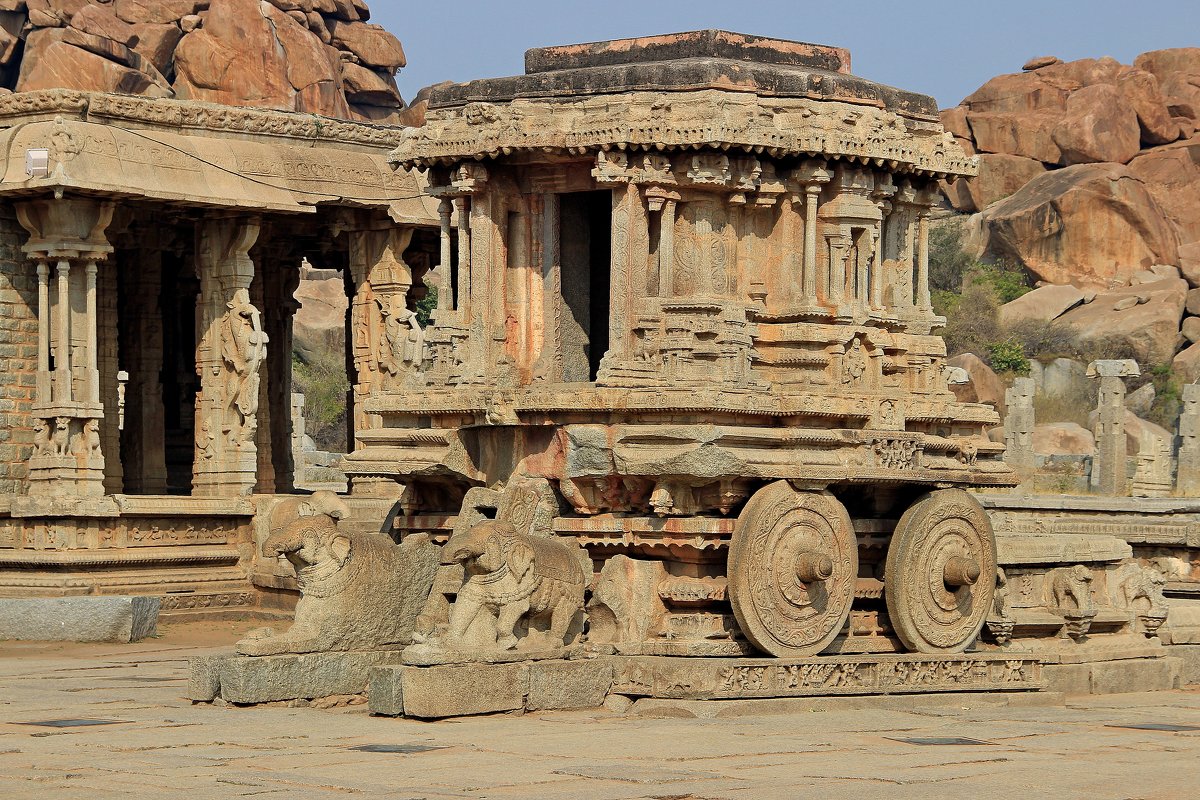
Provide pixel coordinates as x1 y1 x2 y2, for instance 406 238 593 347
439 519 586 652
237 491 439 656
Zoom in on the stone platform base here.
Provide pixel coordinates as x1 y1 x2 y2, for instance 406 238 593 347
190 650 403 705
0 596 159 642
1042 656 1183 695
370 652 1045 719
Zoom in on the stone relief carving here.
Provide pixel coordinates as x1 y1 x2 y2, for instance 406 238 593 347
1049 564 1096 641
220 288 269 447
237 492 439 656
429 519 587 654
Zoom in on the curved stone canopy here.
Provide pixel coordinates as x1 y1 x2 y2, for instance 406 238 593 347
393 31 975 180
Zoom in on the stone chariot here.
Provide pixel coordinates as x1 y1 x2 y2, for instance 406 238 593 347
347 31 1019 666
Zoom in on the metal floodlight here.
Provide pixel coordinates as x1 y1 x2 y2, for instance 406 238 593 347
25 148 50 179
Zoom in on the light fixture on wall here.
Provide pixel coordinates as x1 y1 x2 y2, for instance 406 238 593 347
25 149 50 179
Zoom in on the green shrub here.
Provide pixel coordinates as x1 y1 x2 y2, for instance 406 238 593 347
986 339 1031 375
292 350 349 453
942 281 1001 359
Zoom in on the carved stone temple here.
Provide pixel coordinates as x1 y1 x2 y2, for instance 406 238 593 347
0 91 441 610
348 28 1021 675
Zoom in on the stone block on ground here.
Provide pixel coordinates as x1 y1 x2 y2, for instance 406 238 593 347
188 654 222 702
1090 657 1182 694
1169 645 1200 685
197 650 403 704
367 664 404 716
400 662 529 719
527 658 616 711
0 596 159 642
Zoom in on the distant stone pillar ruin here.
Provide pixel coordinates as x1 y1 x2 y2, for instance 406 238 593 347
1088 359 1140 496
1178 383 1200 495
15 197 116 498
1003 376 1037 470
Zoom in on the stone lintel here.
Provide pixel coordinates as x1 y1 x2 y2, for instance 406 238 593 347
525 30 852 75
0 596 158 642
1087 359 1140 379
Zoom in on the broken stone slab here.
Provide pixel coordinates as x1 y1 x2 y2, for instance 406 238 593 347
189 650 404 705
0 596 159 643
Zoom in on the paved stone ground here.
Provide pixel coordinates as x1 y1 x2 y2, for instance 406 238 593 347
2 620 1199 800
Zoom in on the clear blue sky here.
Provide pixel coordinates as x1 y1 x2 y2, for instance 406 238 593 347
371 0 1200 110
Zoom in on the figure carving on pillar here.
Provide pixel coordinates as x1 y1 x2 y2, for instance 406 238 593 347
221 287 269 448
377 294 425 390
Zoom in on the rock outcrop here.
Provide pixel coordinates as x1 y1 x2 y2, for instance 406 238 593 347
0 0 407 122
943 49 1200 290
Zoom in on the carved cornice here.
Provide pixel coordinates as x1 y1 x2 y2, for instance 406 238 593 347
0 90 405 150
392 90 978 179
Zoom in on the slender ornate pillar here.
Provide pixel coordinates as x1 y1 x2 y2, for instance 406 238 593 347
437 198 453 311
455 196 472 316
916 210 932 313
15 197 115 499
869 227 884 311
659 198 676 297
54 259 71 403
1178 383 1200 495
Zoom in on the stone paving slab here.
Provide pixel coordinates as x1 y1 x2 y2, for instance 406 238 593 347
1 621 1198 799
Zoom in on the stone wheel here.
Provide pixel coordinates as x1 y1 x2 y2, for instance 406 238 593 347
884 489 997 654
728 481 857 657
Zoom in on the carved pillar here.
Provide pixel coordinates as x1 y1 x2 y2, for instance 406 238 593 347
533 191 562 381
869 227 884 311
1003 377 1036 470
1088 359 1140 496
803 186 820 304
437 198 453 312
348 225 417 434
250 266 274 494
1178 383 1200 495
659 197 676 297
454 196 471 316
607 182 648 361
916 210 932 313
16 198 116 498
192 217 265 498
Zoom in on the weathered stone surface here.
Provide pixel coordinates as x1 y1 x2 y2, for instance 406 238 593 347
17 31 170 96
236 493 439 656
1125 382 1156 417
1089 657 1182 694
400 662 529 718
999 284 1085 325
1024 55 1062 71
1030 357 1087 398
69 4 138 47
1128 138 1200 246
1054 279 1186 365
199 650 404 704
0 596 159 642
1052 83 1142 165
980 165 1180 286
527 658 615 711
968 109 1062 164
329 20 405 69
366 664 404 716
952 153 1046 213
1173 341 1200 383
1032 422 1095 456
947 353 1006 412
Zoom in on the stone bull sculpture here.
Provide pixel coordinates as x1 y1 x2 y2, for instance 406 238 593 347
433 519 587 653
237 491 439 656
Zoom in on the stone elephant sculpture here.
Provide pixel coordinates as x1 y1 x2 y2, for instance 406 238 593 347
441 519 587 652
237 491 439 656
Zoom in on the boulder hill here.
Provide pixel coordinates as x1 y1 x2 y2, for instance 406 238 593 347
0 0 407 122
